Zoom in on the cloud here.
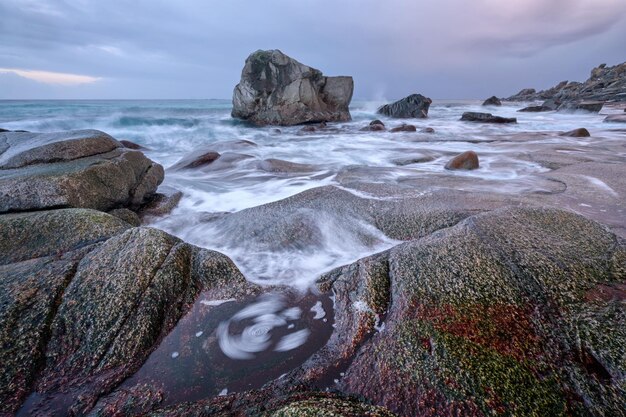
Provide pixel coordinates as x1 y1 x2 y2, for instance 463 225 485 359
0 68 101 85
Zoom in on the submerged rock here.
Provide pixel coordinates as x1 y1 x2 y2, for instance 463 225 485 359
420 127 435 133
360 120 386 132
171 150 221 170
445 150 479 170
377 94 432 118
231 49 353 126
461 112 517 123
389 124 417 133
0 130 163 213
482 96 502 106
604 114 626 123
560 128 591 138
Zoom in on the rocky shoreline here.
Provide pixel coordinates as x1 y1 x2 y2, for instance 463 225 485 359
1 53 625 416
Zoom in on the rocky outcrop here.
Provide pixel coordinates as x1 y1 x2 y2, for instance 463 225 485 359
482 96 502 106
461 112 517 123
0 130 163 213
0 209 259 416
506 62 626 102
231 50 353 126
291 207 626 417
445 150 479 170
557 101 604 113
377 94 432 118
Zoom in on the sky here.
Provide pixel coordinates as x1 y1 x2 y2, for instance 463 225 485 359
0 0 625 100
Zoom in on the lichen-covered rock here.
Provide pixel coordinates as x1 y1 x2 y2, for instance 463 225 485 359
0 130 164 213
377 94 432 118
232 50 353 126
294 207 625 417
0 209 258 416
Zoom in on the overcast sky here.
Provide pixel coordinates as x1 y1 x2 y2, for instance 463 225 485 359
1 0 625 100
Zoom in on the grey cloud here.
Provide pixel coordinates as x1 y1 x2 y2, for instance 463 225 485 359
0 0 624 99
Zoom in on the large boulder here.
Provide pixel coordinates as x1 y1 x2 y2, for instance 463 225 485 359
377 94 432 118
0 130 163 213
444 150 479 170
291 207 626 417
231 50 353 126
0 209 259 415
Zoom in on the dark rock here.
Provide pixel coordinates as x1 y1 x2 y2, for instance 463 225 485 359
518 105 551 112
389 124 417 133
370 119 385 127
0 128 9 132
108 208 141 226
559 128 590 138
509 88 536 100
171 150 221 170
604 114 626 123
361 124 386 132
420 127 435 133
231 49 353 126
0 130 163 213
461 112 517 123
138 186 183 219
302 207 626 417
119 139 147 150
557 101 604 113
377 94 432 118
482 96 502 106
0 210 259 415
299 125 317 133
445 150 479 170
270 128 282 135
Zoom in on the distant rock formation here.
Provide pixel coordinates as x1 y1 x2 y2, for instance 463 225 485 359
231 50 353 126
377 94 432 118
506 62 626 102
482 96 502 106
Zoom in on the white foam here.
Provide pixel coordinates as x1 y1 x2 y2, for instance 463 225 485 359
200 298 236 306
310 301 326 320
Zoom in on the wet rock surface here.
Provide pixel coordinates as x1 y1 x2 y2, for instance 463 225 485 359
231 50 353 126
482 95 502 106
445 150 479 170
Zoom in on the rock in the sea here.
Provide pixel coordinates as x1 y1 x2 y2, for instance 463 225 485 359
461 112 517 123
420 127 435 133
389 124 417 133
231 49 353 126
0 209 259 415
0 130 163 213
304 207 626 417
360 119 386 132
559 128 590 138
377 94 432 118
519 99 560 112
137 186 183 219
557 101 604 113
482 96 502 106
170 150 221 170
119 139 147 150
445 150 479 170
604 114 626 123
